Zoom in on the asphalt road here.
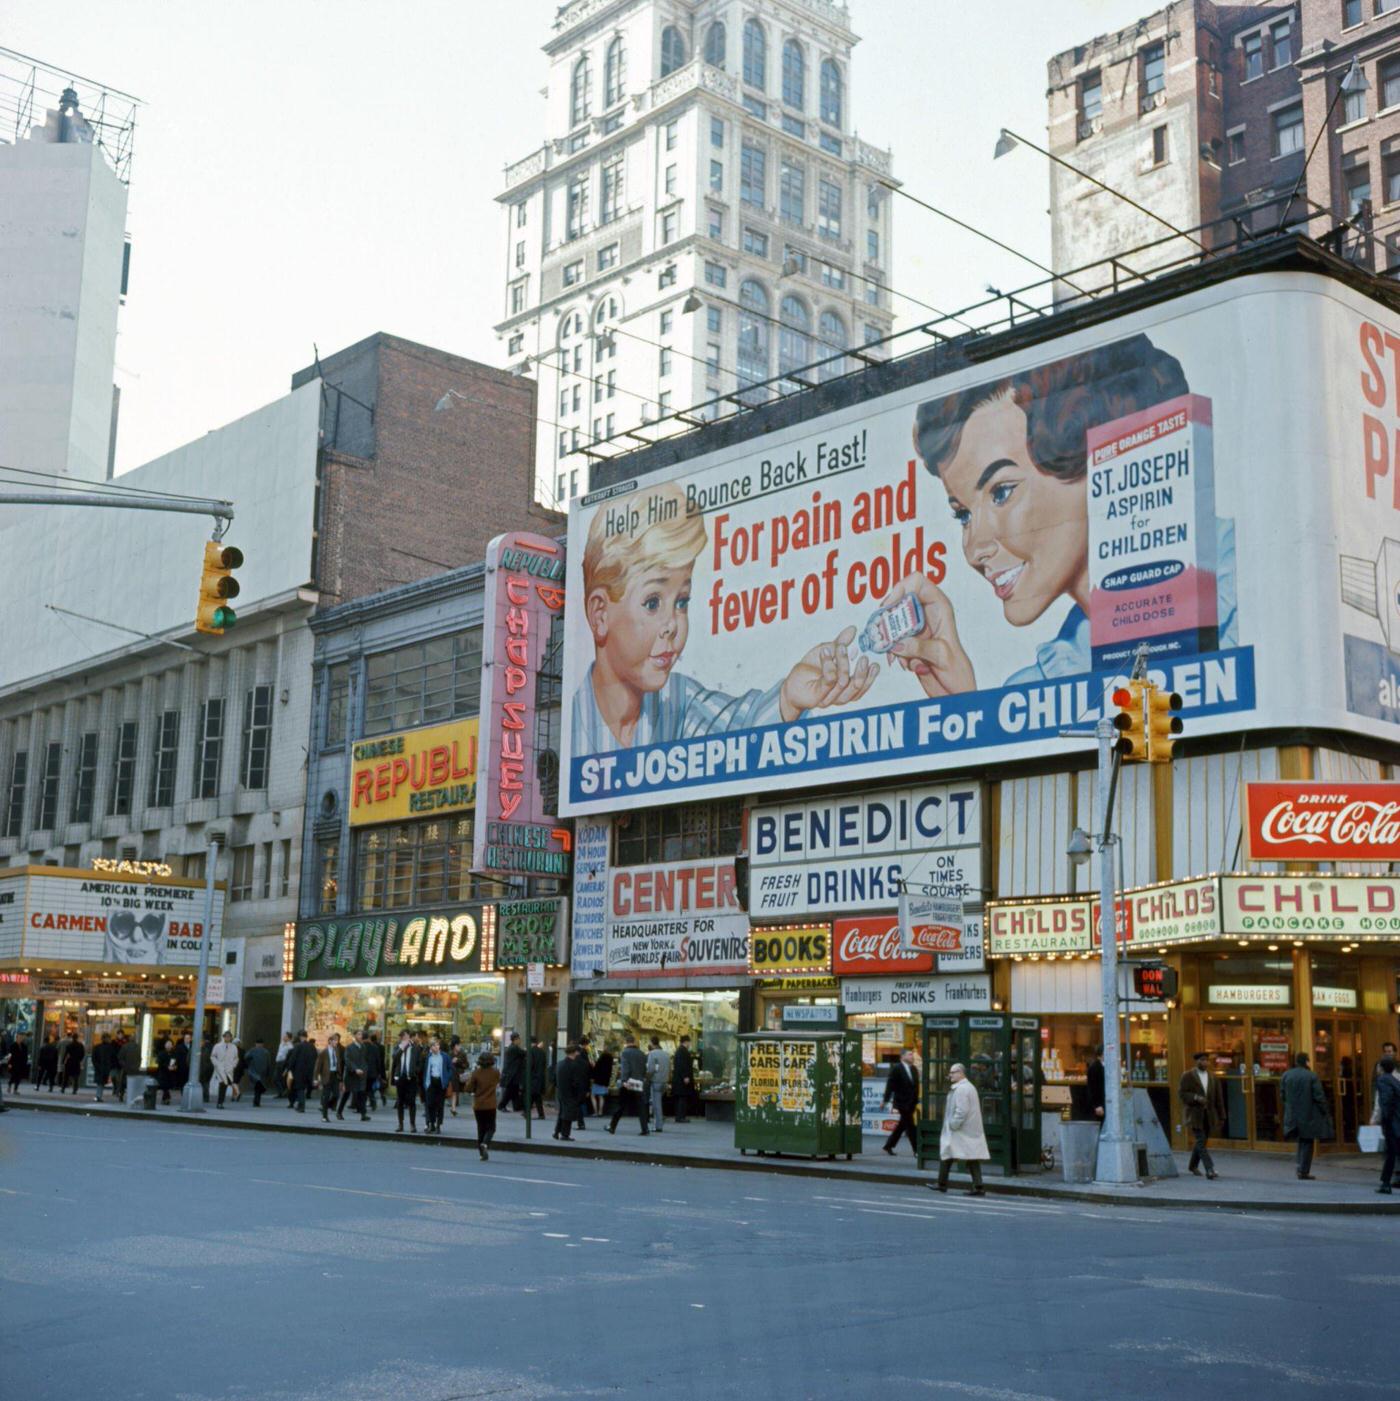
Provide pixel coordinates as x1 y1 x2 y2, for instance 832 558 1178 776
1 1111 1393 1401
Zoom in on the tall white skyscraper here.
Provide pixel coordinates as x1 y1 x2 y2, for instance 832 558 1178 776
496 0 895 508
0 82 131 482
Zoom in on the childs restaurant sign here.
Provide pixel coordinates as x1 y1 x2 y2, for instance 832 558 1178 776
349 719 479 827
294 903 493 981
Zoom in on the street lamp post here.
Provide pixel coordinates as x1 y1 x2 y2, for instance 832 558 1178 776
180 833 222 1113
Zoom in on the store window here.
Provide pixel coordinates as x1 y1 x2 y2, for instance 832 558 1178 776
363 631 482 737
581 990 740 1098
318 838 339 915
613 798 742 865
303 980 503 1059
1310 955 1361 1010
1201 952 1293 1008
354 816 476 911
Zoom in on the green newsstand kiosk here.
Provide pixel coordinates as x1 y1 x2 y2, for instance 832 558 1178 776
735 1029 863 1159
917 1013 1043 1175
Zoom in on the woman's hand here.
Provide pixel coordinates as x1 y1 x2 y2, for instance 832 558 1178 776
883 573 977 698
779 625 879 721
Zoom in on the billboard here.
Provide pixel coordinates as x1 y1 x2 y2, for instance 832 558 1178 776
473 532 570 878
605 855 748 977
1243 782 1400 862
349 719 478 827
0 866 225 968
561 273 1400 815
293 903 494 982
495 897 570 967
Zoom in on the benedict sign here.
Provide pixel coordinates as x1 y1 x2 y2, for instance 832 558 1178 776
1244 782 1400 862
350 719 478 826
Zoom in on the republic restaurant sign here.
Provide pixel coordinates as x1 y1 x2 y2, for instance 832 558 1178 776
473 532 571 880
350 719 478 827
1244 782 1400 862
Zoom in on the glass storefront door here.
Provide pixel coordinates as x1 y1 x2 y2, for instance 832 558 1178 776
1312 1017 1366 1149
1199 1015 1294 1151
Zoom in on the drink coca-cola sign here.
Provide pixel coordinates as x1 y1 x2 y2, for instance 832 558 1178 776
1244 783 1400 861
832 918 935 975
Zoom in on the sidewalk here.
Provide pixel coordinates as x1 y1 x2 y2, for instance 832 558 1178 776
5 1088 1396 1213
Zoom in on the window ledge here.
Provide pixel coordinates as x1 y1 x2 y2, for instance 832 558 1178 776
1241 73 1264 86
1338 116 1371 133
1268 63 1295 75
1379 103 1400 119
1270 150 1303 162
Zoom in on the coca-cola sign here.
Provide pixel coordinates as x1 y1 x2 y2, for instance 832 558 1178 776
1244 783 1400 861
832 918 935 975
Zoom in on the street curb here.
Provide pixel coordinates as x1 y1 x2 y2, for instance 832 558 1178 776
7 1099 1397 1215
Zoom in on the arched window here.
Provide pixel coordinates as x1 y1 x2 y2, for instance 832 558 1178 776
820 58 842 126
558 309 583 347
594 295 620 328
738 279 771 398
704 21 726 69
660 25 686 77
779 294 812 386
604 36 626 107
818 309 847 380
743 18 767 89
782 39 805 109
570 54 591 127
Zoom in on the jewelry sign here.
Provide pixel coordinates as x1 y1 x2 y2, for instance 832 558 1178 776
473 532 571 879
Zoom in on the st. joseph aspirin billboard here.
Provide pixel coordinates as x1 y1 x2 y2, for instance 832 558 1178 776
559 270 1400 816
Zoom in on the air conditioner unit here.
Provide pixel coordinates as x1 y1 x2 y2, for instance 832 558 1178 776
1078 117 1103 140
1140 89 1166 113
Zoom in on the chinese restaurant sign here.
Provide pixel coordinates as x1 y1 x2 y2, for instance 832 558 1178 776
294 903 493 981
473 532 571 879
349 719 478 827
495 897 570 967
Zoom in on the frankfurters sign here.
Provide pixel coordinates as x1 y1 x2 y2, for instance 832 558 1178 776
350 719 479 826
1244 782 1400 862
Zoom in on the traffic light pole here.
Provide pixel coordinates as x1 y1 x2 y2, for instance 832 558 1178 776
180 834 222 1113
1094 717 1137 1183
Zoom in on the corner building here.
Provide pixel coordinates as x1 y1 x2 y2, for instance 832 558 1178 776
558 234 1400 1154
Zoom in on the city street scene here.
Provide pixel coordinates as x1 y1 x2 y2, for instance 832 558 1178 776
2 1 1400 1398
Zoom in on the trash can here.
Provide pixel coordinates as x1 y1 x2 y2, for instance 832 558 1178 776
142 1082 159 1110
126 1072 150 1107
1059 1120 1100 1183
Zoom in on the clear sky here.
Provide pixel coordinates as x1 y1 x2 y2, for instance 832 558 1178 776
4 0 1158 474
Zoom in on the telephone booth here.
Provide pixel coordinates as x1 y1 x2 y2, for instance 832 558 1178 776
918 1013 1042 1175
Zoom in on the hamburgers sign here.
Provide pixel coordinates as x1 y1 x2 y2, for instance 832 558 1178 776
1245 783 1400 862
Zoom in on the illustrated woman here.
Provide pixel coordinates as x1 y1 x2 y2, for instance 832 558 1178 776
884 334 1234 694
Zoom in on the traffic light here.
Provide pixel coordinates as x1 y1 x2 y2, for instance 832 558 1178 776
1146 686 1183 764
196 540 243 635
1111 680 1147 762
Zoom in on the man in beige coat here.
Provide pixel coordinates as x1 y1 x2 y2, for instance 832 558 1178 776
933 1063 989 1196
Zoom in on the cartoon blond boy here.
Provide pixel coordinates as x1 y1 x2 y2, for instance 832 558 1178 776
572 481 876 752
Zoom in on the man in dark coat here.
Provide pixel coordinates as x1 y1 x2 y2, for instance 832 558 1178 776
881 1049 921 1156
314 1034 345 1123
244 1038 272 1107
117 1034 143 1105
575 1035 593 1130
671 1035 696 1122
8 1033 30 1095
1375 1054 1400 1195
288 1031 317 1113
35 1033 59 1091
91 1033 116 1102
528 1037 548 1120
500 1032 526 1113
59 1033 86 1094
607 1037 650 1135
1086 1046 1106 1121
1281 1052 1331 1180
553 1044 589 1141
1178 1051 1226 1180
392 1030 423 1133
338 1029 370 1121
174 1034 192 1098
366 1031 385 1110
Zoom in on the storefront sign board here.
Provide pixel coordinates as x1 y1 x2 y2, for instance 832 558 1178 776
939 915 986 973
294 903 492 982
841 974 991 1015
1207 983 1290 1006
748 923 831 976
898 890 963 954
747 784 982 918
986 895 1134 955
1128 878 1221 945
1220 875 1400 937
832 916 935 975
29 975 190 1002
495 897 570 967
1244 782 1400 862
570 820 609 979
473 532 570 878
349 718 478 827
605 856 748 977
1312 985 1359 1008
244 933 287 986
204 973 226 1004
1 867 225 968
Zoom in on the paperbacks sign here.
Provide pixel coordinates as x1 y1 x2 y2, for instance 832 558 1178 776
560 314 1275 817
1244 782 1400 861
473 532 570 879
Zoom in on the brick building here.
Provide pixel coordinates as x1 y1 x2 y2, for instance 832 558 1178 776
1045 1 1400 292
